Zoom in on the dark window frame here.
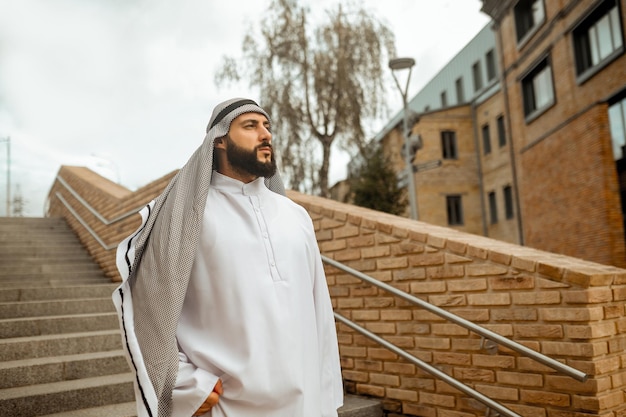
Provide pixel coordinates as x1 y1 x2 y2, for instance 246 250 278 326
488 191 498 224
441 131 458 160
504 185 514 219
446 195 464 226
472 61 484 92
514 0 546 45
521 56 555 120
456 77 465 104
486 49 497 81
572 0 624 83
497 115 507 147
482 123 492 155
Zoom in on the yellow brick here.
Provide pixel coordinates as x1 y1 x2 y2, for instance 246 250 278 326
512 291 561 305
475 384 519 400
386 387 417 401
376 257 408 270
347 235 375 248
447 278 487 292
520 389 570 407
410 281 446 293
369 373 399 386
428 295 466 307
565 322 616 339
418 391 455 407
426 265 465 279
380 310 412 321
496 371 543 387
342 370 369 382
355 384 384 397
541 306 604 322
466 264 508 276
384 362 417 375
467 293 511 306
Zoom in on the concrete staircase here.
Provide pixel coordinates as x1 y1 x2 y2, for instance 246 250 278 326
0 217 382 417
0 217 134 416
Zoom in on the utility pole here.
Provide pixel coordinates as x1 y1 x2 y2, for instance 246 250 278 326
0 137 10 217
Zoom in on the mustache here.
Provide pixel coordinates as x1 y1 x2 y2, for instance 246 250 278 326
256 141 272 151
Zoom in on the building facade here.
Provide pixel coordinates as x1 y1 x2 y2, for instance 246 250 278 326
375 0 626 268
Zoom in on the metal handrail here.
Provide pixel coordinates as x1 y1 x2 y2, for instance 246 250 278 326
54 175 144 225
335 313 522 417
323 255 587 382
54 192 119 250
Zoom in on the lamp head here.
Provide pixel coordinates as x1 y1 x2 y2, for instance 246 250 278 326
388 57 416 70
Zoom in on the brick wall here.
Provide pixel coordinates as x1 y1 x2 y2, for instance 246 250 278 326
47 165 626 416
496 0 626 268
47 166 176 280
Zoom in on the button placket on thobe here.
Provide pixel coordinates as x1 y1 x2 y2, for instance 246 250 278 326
249 194 282 282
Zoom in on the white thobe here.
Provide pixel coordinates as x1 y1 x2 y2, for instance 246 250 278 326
171 172 343 417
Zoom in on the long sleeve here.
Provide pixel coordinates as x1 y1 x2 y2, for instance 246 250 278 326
171 350 221 417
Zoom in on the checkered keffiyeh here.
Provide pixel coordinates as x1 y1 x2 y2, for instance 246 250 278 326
113 98 286 417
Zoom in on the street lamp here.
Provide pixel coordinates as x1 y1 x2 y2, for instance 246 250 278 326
389 57 418 220
0 137 10 217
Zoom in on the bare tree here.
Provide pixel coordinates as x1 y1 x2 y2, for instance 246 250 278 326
215 0 395 197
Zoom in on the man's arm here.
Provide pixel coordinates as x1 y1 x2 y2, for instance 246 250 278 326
171 350 223 416
192 379 223 416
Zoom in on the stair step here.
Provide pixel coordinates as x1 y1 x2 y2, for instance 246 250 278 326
0 284 117 302
0 350 129 389
0 264 102 275
0 373 134 416
0 313 119 338
0 298 115 319
32 394 384 417
338 395 383 417
0 330 123 361
39 401 137 417
0 278 112 289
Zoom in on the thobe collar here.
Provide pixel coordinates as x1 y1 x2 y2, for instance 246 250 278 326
211 170 266 196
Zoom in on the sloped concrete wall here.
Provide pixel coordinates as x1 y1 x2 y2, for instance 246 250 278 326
48 165 626 416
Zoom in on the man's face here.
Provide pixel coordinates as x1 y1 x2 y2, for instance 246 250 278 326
223 112 276 178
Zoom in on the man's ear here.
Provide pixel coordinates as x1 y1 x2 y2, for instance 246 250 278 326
214 136 226 150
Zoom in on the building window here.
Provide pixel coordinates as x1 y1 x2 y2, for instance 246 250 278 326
446 195 464 226
497 115 506 147
488 191 498 224
456 77 465 103
522 57 555 118
504 185 514 219
441 91 448 107
482 123 491 155
486 49 497 81
609 94 626 161
472 61 483 92
515 0 545 43
441 131 458 160
573 0 624 79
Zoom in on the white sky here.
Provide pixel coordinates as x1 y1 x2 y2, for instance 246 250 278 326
0 0 490 216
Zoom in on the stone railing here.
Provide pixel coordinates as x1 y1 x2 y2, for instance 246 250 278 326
47 165 626 417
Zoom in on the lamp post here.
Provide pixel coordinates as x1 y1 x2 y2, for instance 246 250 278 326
389 57 418 220
0 137 10 217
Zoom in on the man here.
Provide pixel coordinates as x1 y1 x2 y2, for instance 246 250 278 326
112 98 343 417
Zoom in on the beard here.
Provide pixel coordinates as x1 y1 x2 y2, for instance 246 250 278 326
225 135 277 178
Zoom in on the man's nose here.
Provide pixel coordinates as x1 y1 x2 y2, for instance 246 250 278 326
259 126 272 142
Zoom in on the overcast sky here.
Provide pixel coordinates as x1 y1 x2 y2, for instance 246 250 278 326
0 0 490 216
